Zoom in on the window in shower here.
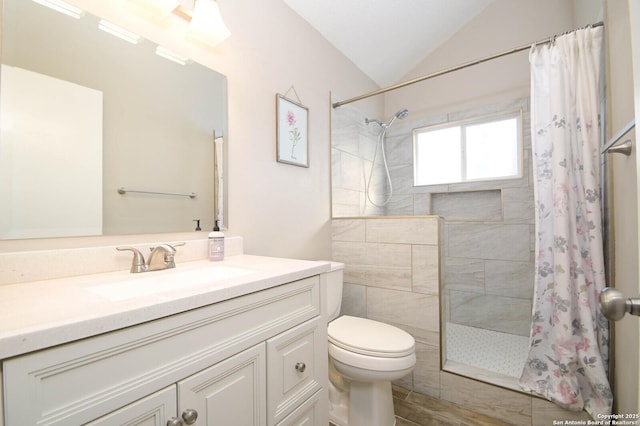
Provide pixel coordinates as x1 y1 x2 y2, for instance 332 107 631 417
413 110 522 186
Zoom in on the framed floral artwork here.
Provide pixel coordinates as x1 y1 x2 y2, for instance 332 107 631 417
276 94 309 167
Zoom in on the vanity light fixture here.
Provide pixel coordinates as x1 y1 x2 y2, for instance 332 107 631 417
187 0 231 47
126 0 180 20
155 46 189 65
32 0 84 19
98 19 143 44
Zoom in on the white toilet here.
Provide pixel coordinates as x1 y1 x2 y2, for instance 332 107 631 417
325 262 416 426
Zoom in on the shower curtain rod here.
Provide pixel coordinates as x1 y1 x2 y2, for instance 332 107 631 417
332 21 604 109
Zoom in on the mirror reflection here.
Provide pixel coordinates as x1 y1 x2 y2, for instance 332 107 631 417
0 0 228 239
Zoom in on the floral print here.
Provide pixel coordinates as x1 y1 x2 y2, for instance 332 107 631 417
287 110 302 159
519 27 612 418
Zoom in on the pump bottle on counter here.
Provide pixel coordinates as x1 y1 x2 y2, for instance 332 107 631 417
208 220 224 261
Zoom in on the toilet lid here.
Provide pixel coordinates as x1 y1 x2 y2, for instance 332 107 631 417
328 315 415 358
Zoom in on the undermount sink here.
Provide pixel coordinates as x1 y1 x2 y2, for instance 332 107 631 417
87 265 255 301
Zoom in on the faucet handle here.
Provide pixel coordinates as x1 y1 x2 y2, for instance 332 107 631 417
148 242 185 252
116 246 148 273
162 242 184 268
164 242 185 267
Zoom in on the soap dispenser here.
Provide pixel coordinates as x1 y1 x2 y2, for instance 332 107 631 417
208 220 225 261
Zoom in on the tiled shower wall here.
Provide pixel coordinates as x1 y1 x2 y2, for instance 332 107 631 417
383 98 535 337
332 98 535 337
331 216 592 425
331 104 386 216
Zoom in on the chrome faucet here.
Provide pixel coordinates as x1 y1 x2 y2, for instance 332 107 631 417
117 242 185 273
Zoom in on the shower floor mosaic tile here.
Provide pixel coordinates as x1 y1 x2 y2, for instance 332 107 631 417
446 322 530 378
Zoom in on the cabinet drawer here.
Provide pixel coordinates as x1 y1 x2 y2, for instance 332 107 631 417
266 317 327 426
3 276 319 426
276 390 326 426
85 385 176 426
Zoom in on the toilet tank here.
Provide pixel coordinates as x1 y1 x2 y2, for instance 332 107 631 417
325 262 345 321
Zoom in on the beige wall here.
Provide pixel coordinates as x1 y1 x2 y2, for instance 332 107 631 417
383 0 576 121
0 0 378 261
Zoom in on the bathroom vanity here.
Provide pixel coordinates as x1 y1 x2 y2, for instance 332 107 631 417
0 255 330 426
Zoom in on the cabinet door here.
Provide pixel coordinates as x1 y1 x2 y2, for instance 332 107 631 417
85 386 176 426
266 317 327 426
178 343 266 426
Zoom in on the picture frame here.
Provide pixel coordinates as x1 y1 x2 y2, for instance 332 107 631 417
276 94 309 167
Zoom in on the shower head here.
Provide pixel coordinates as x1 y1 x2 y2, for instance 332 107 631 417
386 108 409 127
366 109 409 128
395 109 409 120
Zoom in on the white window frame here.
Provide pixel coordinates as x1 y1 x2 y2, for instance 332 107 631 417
413 110 523 187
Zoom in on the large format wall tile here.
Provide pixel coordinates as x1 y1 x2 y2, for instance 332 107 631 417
341 283 366 318
367 287 439 335
503 187 535 224
449 290 532 336
431 190 502 221
484 259 533 299
412 342 441 398
386 193 415 217
412 245 439 295
339 151 366 192
443 257 485 293
440 372 532 426
365 217 439 245
332 240 412 291
332 241 412 267
413 193 431 215
389 164 415 197
346 264 413 291
332 219 365 242
385 132 413 165
332 188 361 217
447 223 530 261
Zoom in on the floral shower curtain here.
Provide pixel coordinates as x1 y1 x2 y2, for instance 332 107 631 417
519 26 612 417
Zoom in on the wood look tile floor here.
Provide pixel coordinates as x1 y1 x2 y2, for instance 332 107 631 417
330 385 512 426
392 385 513 426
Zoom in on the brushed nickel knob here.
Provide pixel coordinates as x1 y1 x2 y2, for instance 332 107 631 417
600 287 640 321
182 408 198 425
295 362 306 373
166 417 184 426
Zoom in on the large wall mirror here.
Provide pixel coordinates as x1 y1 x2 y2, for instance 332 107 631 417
0 0 228 240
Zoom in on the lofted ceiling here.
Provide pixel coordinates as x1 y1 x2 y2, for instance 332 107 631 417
282 0 496 88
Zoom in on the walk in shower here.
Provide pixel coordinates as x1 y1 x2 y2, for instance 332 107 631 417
331 96 535 392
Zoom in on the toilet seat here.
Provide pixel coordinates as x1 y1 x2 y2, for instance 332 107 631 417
329 341 416 373
328 315 415 358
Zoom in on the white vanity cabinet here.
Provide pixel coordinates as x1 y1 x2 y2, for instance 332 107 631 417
86 386 179 426
89 343 266 426
1 274 328 426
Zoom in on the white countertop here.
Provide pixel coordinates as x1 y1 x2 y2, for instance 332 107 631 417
0 255 330 359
